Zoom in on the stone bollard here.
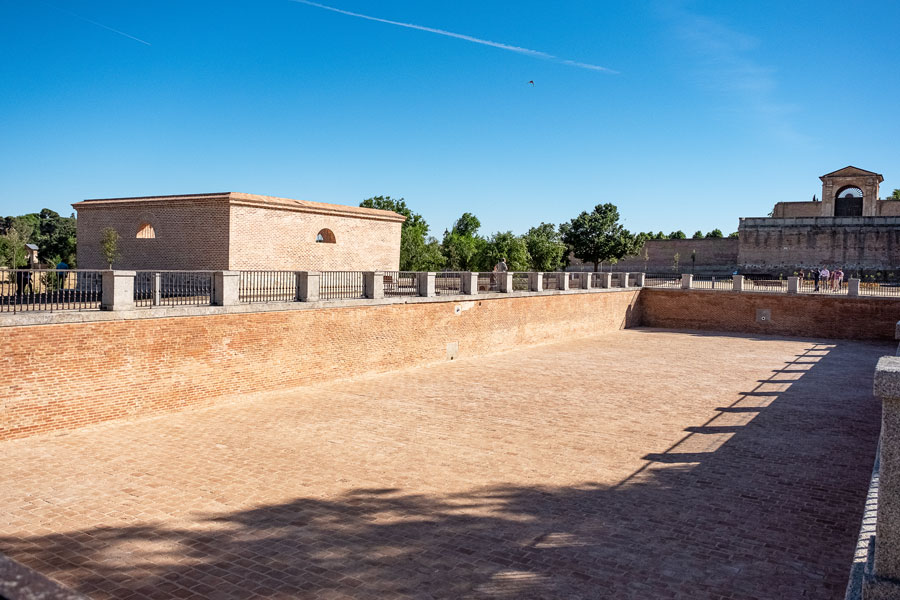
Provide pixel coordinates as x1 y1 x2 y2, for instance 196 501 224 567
296 271 320 302
559 273 570 291
733 274 744 292
867 356 900 598
787 276 800 294
101 270 135 311
598 273 612 288
418 272 436 297
582 273 592 289
621 272 630 288
363 271 384 300
499 272 513 293
461 272 479 295
635 273 645 287
529 272 543 292
681 274 693 289
214 271 241 306
849 278 861 297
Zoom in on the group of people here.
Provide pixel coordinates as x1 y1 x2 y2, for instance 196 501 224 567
799 267 845 292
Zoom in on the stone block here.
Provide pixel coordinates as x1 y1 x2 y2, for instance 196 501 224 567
100 270 135 311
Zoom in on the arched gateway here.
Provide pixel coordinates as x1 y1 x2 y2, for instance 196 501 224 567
820 166 884 217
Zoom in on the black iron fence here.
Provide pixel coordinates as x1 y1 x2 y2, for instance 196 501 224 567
543 272 561 290
478 272 500 293
319 271 365 300
512 272 530 291
238 271 296 303
435 272 464 296
644 274 680 288
134 271 215 307
692 275 733 290
0 269 103 313
383 272 418 297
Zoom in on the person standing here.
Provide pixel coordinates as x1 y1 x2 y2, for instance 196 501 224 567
819 266 830 292
813 267 820 291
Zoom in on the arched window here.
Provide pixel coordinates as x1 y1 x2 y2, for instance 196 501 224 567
837 186 863 198
136 223 156 239
316 228 336 243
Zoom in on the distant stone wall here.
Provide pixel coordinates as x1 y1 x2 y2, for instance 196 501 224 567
738 217 900 273
228 203 402 271
613 238 739 274
640 288 900 340
0 290 640 441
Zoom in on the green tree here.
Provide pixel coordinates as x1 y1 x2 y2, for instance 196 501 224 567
100 227 120 269
36 209 77 265
0 226 30 268
522 223 565 271
728 231 740 239
692 230 704 239
705 228 724 239
441 213 486 271
560 203 644 272
669 230 686 239
360 196 435 271
891 189 900 200
478 231 530 271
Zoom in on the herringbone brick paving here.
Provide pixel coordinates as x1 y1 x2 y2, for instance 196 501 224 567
0 329 889 599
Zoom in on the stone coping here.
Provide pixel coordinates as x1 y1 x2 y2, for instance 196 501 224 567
0 286 637 328
0 554 88 600
740 216 900 227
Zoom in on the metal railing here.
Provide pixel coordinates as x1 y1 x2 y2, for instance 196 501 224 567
239 271 296 303
644 274 680 288
435 272 464 296
383 271 418 297
627 273 639 287
859 281 900 297
799 277 845 295
543 272 560 290
134 271 215 306
743 275 786 293
319 271 365 301
478 272 500 293
692 275 733 290
568 272 587 289
0 269 103 313
512 272 530 291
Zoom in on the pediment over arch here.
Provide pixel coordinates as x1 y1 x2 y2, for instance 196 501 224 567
820 166 884 181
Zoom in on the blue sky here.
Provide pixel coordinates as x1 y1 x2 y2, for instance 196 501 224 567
1 1 898 237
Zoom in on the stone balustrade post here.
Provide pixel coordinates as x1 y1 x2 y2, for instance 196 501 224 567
849 278 861 297
529 272 543 292
621 272 630 288
582 273 592 289
599 273 612 288
499 272 513 293
214 271 241 306
151 272 162 306
867 356 900 598
635 273 645 287
296 271 320 302
559 273 570 291
681 274 693 289
100 270 135 311
418 272 436 297
787 276 800 294
461 272 478 295
364 271 384 300
733 274 744 292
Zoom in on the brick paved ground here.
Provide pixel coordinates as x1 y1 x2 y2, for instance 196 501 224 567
0 329 890 599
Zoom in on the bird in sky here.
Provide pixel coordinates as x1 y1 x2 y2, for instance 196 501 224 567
528 80 535 86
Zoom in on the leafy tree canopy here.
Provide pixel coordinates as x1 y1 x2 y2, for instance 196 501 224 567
360 196 433 271
891 189 900 200
478 231 530 271
523 223 566 271
669 230 686 239
705 228 724 239
692 230 704 239
560 203 644 271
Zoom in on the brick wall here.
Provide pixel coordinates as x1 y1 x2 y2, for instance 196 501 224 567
228 204 401 271
614 238 739 274
76 199 231 270
0 291 640 441
640 288 900 340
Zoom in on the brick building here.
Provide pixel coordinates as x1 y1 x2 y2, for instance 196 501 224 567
74 192 405 271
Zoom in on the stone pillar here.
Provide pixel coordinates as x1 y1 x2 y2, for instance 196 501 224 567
733 274 744 292
296 271 320 302
529 272 543 292
599 273 612 289
151 272 162 306
213 271 240 306
849 278 861 297
559 273 570 291
499 272 513 293
867 356 900 598
621 272 630 288
635 273 645 287
364 271 384 299
582 273 592 289
787 276 800 294
461 272 478 295
418 272 436 297
101 270 135 311
681 274 693 289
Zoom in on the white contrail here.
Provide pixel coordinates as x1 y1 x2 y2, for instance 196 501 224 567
44 3 151 46
290 0 615 73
